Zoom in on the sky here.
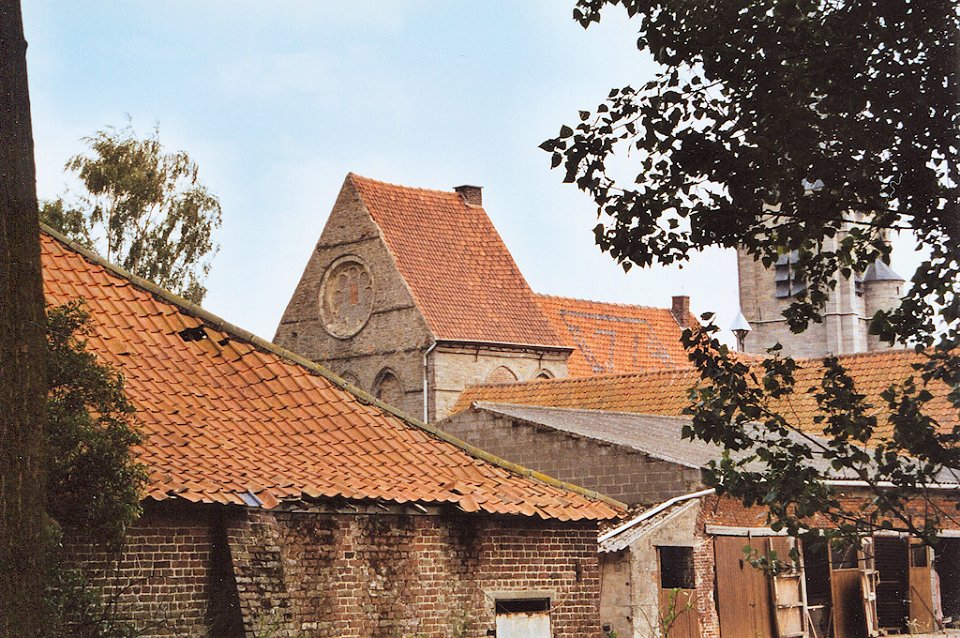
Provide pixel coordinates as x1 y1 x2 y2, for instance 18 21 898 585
22 1 922 344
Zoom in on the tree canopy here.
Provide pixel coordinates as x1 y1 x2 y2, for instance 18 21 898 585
42 122 222 304
543 0 959 539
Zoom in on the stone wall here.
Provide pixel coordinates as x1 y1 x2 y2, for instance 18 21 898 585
70 503 603 638
432 346 567 420
273 179 433 419
437 409 702 506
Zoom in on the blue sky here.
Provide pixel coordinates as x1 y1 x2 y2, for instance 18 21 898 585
22 2 920 343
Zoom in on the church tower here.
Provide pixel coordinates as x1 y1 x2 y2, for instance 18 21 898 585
736 238 905 358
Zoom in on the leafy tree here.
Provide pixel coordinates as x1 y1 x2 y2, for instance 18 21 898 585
43 302 147 636
543 0 959 540
43 122 222 304
1 2 50 636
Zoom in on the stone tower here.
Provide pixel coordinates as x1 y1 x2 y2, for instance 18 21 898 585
736 240 905 358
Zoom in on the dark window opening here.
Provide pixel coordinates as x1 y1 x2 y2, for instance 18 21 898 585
658 546 696 589
910 543 929 567
831 543 858 570
496 599 550 614
774 251 805 298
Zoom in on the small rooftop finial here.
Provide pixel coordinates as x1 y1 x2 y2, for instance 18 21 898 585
730 311 752 352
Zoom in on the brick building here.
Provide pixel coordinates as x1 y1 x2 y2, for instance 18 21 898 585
274 174 694 421
41 227 624 638
445 361 960 638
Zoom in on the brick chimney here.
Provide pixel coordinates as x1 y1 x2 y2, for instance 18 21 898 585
454 185 482 206
671 295 691 327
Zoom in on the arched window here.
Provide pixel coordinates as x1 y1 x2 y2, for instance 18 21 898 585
373 369 404 407
486 366 518 384
339 370 362 389
534 369 554 380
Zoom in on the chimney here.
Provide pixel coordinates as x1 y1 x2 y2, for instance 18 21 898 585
671 295 691 327
454 184 482 206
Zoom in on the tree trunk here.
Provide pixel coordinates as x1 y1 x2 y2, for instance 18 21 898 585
0 1 48 636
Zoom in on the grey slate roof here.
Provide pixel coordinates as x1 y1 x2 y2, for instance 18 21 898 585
863 260 904 282
473 402 960 485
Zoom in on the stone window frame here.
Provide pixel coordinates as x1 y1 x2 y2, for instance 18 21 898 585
318 254 376 339
372 367 404 404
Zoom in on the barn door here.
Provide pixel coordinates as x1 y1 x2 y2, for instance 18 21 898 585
908 540 937 633
768 537 807 638
495 599 551 638
714 536 775 638
829 542 866 638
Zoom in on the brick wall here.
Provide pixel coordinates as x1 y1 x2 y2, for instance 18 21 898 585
70 503 603 638
62 503 239 637
228 509 602 638
438 409 703 506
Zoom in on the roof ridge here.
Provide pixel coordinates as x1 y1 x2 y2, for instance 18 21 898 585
40 223 624 513
465 365 697 392
475 401 695 421
347 172 465 200
535 292 675 313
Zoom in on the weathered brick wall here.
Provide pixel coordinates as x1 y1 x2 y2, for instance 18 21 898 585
228 509 603 638
438 409 703 506
61 503 238 637
69 504 603 638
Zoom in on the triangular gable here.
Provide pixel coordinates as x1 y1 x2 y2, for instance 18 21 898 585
349 174 564 348
40 227 621 520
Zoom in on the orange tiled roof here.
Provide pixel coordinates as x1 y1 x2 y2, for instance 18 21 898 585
452 350 958 440
40 229 621 520
349 174 566 348
535 294 694 376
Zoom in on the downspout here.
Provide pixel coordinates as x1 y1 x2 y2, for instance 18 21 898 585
422 341 437 422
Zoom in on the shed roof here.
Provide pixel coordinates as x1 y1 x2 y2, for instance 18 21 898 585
349 174 566 349
40 228 621 520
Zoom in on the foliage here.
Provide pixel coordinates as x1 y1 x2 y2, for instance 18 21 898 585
42 121 222 304
544 0 959 540
45 301 147 547
44 302 147 637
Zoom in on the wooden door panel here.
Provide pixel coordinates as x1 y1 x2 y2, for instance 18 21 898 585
908 540 936 633
714 537 775 638
658 588 700 638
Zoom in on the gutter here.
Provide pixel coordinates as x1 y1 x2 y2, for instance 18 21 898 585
825 479 960 491
422 341 437 422
599 488 715 544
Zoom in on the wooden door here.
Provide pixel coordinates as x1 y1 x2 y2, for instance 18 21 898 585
714 536 775 638
908 540 936 632
830 543 867 638
657 588 700 638
768 537 806 638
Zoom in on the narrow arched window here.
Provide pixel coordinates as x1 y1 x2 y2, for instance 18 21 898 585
486 366 518 384
373 369 404 407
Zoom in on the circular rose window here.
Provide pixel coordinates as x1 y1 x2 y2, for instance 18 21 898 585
319 256 375 338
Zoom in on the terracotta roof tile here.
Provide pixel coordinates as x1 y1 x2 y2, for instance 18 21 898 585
453 350 957 440
349 174 566 348
40 230 620 520
535 294 694 376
